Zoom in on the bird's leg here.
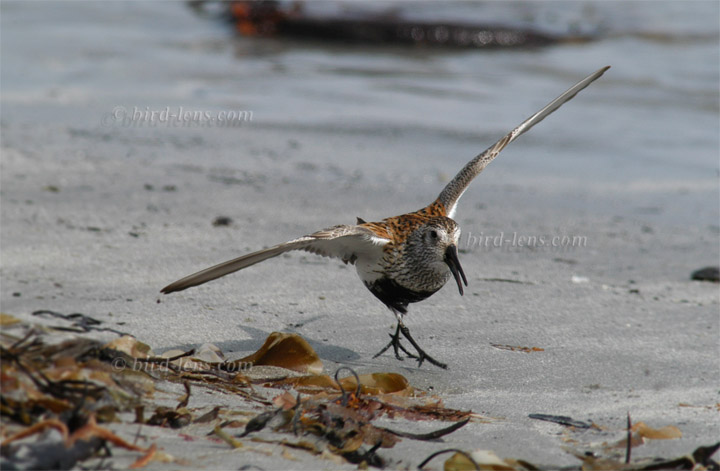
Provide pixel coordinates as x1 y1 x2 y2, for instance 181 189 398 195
398 323 448 369
373 323 417 361
373 315 447 369
396 334 419 359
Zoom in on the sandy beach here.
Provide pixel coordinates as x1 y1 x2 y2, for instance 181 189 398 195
2 2 718 469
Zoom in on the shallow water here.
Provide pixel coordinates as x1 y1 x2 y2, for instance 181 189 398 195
2 1 718 227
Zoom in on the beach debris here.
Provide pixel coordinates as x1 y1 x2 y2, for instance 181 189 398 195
176 381 192 409
529 414 592 429
2 314 715 469
438 449 524 471
226 366 471 467
224 331 323 374
216 1 591 49
381 418 470 441
146 406 193 429
2 315 473 468
214 425 244 448
479 278 535 285
1 412 157 470
194 405 222 424
0 320 161 469
607 420 683 450
104 334 154 358
626 412 632 464
265 370 471 423
274 370 411 396
492 344 544 353
418 441 720 471
632 421 683 440
0 313 22 326
142 183 176 192
691 266 720 282
43 184 60 193
32 309 129 335
567 441 720 471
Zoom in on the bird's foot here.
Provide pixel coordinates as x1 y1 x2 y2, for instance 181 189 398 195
373 323 448 369
373 324 417 361
398 324 447 369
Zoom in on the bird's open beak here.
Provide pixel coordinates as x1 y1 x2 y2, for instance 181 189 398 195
444 245 468 296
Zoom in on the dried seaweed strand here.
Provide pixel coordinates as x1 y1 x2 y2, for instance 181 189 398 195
381 417 470 441
67 414 148 451
1 418 70 445
135 349 196 363
625 412 632 464
334 366 361 406
176 381 191 410
2 346 104 402
129 443 158 469
214 425 244 448
417 448 480 470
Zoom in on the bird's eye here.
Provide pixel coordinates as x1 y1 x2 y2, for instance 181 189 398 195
430 230 438 239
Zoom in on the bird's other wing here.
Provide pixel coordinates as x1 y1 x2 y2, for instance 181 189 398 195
160 225 389 294
437 66 610 219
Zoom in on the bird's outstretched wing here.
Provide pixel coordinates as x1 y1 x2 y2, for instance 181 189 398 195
161 225 389 294
437 66 610 219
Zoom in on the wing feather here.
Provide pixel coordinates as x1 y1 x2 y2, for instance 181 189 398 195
438 66 610 218
161 225 388 294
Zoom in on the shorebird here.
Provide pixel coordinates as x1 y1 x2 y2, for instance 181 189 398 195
162 66 610 369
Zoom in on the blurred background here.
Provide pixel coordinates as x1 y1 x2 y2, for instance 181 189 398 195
2 0 718 255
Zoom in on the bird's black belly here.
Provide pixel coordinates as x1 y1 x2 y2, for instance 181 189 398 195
365 278 439 314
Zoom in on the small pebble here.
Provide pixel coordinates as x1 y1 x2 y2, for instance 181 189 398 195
213 216 233 227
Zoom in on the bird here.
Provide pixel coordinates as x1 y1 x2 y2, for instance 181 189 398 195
161 66 610 369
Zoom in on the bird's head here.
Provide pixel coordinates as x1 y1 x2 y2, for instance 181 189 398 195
405 217 468 295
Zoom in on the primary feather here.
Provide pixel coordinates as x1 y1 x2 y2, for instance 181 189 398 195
437 66 610 218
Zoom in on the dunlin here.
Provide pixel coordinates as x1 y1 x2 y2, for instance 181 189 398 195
162 66 610 368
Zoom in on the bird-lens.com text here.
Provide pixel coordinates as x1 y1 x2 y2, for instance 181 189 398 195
463 231 587 251
102 106 253 128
